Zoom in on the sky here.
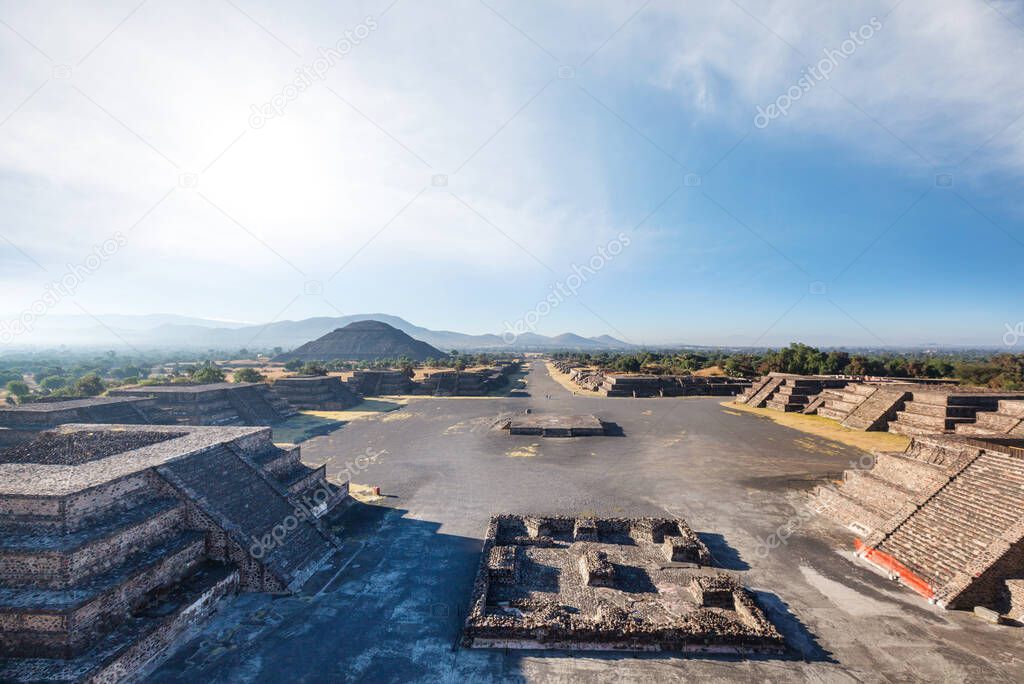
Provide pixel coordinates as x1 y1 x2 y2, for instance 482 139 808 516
1 0 1023 348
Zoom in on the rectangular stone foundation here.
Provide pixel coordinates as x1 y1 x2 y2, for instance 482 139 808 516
463 515 784 654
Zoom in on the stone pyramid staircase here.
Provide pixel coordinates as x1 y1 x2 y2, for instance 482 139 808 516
955 400 1024 437
874 445 1024 608
889 390 1024 436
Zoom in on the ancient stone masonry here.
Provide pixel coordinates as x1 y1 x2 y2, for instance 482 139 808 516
110 383 296 426
415 364 518 397
463 515 784 653
734 374 849 412
551 363 749 397
818 383 919 430
887 389 1024 437
345 370 414 397
271 376 360 411
0 397 166 445
598 374 749 398
495 414 606 437
0 424 346 682
815 434 1024 614
955 400 1024 437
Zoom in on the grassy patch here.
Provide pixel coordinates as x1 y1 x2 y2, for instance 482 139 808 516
720 401 911 453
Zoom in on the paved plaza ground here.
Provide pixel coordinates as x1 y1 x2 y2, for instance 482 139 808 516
148 362 1024 683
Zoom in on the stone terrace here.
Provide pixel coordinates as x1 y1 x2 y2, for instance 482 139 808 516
110 383 296 426
0 424 345 682
888 388 1024 436
955 400 1024 437
345 370 414 396
735 374 849 413
271 376 360 411
0 397 165 446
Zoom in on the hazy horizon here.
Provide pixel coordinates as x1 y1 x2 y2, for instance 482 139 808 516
2 1 1023 349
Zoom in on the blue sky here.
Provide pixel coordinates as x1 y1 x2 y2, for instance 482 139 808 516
1 0 1023 347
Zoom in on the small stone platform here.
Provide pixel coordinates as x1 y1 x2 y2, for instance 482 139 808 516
463 515 784 653
498 414 606 437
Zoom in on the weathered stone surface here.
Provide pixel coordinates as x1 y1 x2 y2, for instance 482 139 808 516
463 514 781 653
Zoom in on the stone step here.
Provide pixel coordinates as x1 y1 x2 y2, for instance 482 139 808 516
0 562 238 682
901 401 976 419
0 530 205 658
0 497 186 589
817 407 849 421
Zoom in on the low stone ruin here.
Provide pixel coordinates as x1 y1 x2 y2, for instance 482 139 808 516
814 434 1024 614
0 397 166 446
0 424 346 682
495 413 606 437
462 514 784 653
345 370 414 396
888 388 1024 436
817 383 919 430
111 383 296 426
735 374 850 412
271 375 360 410
599 374 749 398
415 367 514 396
955 400 1024 437
550 362 749 397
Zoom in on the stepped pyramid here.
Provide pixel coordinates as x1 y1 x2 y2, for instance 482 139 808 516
0 424 346 682
955 400 1024 437
275 320 443 362
815 434 1024 612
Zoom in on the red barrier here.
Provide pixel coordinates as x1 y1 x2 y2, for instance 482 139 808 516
854 539 935 600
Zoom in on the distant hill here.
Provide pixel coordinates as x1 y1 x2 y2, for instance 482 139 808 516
1 312 640 351
274 320 444 362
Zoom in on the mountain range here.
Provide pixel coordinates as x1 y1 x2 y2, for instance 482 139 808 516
4 313 636 351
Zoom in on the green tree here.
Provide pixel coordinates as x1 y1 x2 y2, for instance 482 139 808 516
300 362 327 376
39 376 66 391
284 359 304 372
74 374 105 396
233 367 266 383
5 380 30 400
190 363 226 384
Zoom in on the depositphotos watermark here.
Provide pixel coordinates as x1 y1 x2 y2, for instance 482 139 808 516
1004 322 1024 347
501 232 632 344
754 17 882 129
249 482 334 559
0 233 128 345
754 452 876 558
249 16 378 129
248 447 386 559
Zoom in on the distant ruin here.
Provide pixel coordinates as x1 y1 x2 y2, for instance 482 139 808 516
110 383 295 426
0 424 346 681
463 515 784 653
271 376 359 410
551 361 749 397
0 397 166 447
